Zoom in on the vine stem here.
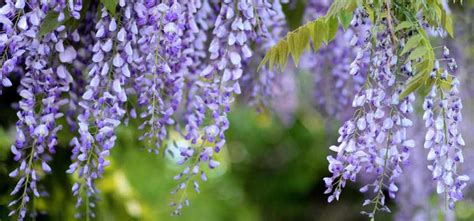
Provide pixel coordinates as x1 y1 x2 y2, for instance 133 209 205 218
385 0 399 43
16 140 37 218
370 111 394 221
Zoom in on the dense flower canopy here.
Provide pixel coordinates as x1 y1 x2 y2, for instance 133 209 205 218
0 0 468 220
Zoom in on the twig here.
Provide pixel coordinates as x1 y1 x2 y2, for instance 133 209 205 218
385 0 399 43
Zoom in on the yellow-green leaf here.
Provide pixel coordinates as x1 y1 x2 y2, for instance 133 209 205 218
414 58 430 71
395 21 413 32
310 20 327 51
288 32 297 63
440 8 454 37
326 16 339 42
400 76 424 99
268 47 278 71
401 35 422 55
39 12 70 37
419 79 436 98
444 15 454 37
365 5 375 23
298 26 310 52
277 41 289 71
407 46 428 61
288 27 310 66
438 79 452 90
100 0 118 16
339 10 353 31
257 50 271 71
435 69 453 90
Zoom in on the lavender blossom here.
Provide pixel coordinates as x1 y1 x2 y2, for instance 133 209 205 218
135 2 186 154
423 79 468 209
323 10 417 219
67 3 132 218
7 2 74 220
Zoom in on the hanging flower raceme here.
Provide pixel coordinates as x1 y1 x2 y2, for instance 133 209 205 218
323 14 417 217
6 1 80 220
180 0 215 146
395 4 474 217
135 1 186 153
67 2 133 218
423 78 468 209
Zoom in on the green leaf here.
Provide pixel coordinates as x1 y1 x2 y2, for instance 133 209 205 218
415 59 430 72
401 34 422 55
444 15 454 37
419 80 436 98
64 0 92 31
38 12 70 37
288 27 309 66
436 69 453 90
438 79 452 90
326 0 356 17
326 16 339 42
339 10 353 31
257 50 271 71
365 5 375 23
395 21 413 32
288 32 298 65
277 40 289 71
309 20 327 51
100 0 118 16
412 67 428 82
298 26 310 52
400 75 424 99
440 8 454 37
407 46 428 61
256 0 356 72
408 46 428 60
268 47 278 71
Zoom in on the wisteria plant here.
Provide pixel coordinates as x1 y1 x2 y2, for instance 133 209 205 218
0 0 468 220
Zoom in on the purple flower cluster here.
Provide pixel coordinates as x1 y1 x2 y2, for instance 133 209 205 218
319 4 468 218
323 8 420 218
395 34 473 219
395 44 468 219
3 0 291 219
67 3 135 217
3 1 82 220
135 2 186 154
423 79 468 209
